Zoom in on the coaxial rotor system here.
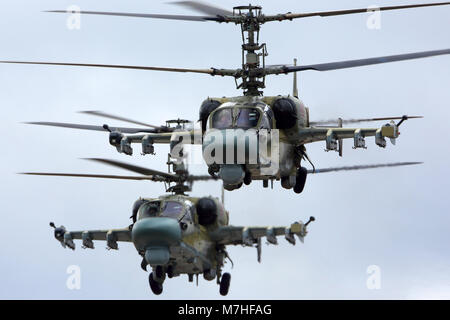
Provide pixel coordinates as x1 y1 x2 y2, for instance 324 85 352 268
20 157 217 195
1 1 449 95
20 158 422 193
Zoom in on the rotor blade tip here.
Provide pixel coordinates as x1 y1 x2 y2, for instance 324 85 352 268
80 157 103 163
78 110 98 114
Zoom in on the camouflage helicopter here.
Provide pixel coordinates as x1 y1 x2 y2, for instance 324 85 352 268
3 1 450 192
23 156 315 295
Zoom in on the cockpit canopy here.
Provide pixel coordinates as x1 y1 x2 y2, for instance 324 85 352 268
138 200 191 221
210 105 272 130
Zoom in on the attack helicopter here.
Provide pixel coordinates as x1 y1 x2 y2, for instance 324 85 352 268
3 2 450 192
23 155 315 295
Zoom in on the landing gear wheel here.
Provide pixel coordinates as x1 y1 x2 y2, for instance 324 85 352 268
149 272 163 295
140 258 148 272
294 167 307 194
219 272 231 296
155 265 164 279
281 176 292 189
244 172 252 185
167 265 174 279
263 180 268 188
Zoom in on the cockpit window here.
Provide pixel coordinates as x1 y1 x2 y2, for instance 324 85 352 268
212 109 233 129
161 201 185 219
263 105 274 128
236 108 260 129
212 107 261 129
138 201 161 219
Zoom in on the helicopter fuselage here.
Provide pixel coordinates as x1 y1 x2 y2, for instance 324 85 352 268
50 190 311 295
132 194 229 283
200 95 309 190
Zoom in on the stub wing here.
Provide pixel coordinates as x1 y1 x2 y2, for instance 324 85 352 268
50 223 131 250
210 220 310 247
299 123 399 150
26 121 199 144
125 130 201 145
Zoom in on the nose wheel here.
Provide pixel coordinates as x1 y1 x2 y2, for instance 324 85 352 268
149 272 163 295
219 272 231 296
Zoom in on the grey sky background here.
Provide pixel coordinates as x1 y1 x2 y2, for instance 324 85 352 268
0 0 449 299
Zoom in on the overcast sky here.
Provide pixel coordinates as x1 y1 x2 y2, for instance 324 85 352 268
1 0 449 299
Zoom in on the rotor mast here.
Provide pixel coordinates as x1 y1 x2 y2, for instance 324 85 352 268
234 5 267 96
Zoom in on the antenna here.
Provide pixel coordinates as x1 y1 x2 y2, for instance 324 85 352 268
221 183 225 204
293 58 298 98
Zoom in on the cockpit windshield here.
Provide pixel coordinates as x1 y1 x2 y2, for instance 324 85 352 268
236 108 260 129
212 109 232 129
138 201 161 219
137 200 185 220
211 107 260 129
160 201 185 219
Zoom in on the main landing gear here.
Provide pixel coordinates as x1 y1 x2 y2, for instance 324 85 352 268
280 167 308 194
219 272 231 296
149 272 163 295
148 266 165 295
294 167 307 194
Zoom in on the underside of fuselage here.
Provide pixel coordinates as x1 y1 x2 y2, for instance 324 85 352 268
145 241 215 278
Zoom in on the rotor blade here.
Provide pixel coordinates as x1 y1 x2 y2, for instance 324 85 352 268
310 116 423 126
19 172 157 180
0 60 237 77
45 9 222 22
85 158 178 180
170 1 232 16
308 162 423 174
282 49 450 73
0 60 216 74
266 2 450 21
79 110 169 131
186 175 218 181
24 121 156 134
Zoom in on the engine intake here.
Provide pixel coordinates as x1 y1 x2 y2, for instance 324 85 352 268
196 198 217 226
199 99 221 131
272 98 297 129
131 199 147 223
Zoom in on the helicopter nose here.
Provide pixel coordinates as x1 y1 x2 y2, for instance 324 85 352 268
132 217 181 265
